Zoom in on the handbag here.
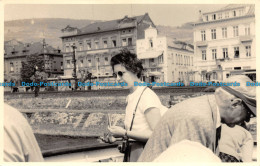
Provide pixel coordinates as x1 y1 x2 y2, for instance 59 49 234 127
119 87 148 162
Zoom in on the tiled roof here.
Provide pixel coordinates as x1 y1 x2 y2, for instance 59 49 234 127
167 37 194 52
78 15 145 35
4 41 60 57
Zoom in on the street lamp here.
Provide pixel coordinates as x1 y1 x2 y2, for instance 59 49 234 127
71 44 77 90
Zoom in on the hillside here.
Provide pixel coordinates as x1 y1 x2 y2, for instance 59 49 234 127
4 18 193 48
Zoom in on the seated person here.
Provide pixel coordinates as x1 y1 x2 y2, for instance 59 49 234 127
219 123 253 162
4 104 44 162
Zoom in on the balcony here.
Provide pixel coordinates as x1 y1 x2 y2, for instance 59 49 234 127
196 41 208 47
240 36 253 43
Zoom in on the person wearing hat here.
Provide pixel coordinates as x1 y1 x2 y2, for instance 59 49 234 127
138 75 256 162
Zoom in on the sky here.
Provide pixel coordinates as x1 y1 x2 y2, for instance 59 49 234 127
4 4 228 27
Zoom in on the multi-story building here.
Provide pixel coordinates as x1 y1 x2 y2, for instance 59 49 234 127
60 13 156 85
193 4 256 82
4 39 63 85
137 26 194 84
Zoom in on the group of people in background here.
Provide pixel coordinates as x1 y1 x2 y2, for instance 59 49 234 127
4 49 256 162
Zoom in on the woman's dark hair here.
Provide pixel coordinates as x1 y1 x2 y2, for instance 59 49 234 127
110 49 143 78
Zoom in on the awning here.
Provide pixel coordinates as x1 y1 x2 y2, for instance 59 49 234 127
230 70 244 75
138 51 163 59
148 71 163 76
244 71 256 74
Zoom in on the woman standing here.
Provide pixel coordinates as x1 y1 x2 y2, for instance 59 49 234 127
106 49 167 162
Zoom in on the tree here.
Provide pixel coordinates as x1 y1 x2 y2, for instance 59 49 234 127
21 54 48 97
21 54 45 82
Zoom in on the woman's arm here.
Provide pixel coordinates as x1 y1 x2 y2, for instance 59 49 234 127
108 107 161 142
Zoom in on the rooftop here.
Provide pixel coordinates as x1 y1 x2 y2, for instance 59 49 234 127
61 14 150 37
194 4 255 25
4 40 61 57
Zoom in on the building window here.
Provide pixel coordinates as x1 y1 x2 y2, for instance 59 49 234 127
88 59 92 66
234 47 239 58
112 40 117 47
149 39 153 48
246 46 251 57
245 25 250 36
61 62 63 70
202 50 206 60
211 29 216 40
176 54 178 65
205 15 208 21
222 27 227 38
103 41 107 48
212 14 216 20
233 11 236 17
233 26 239 37
95 41 99 49
158 55 164 64
191 57 193 66
128 38 132 46
234 67 241 70
65 46 70 52
78 42 83 51
218 13 222 19
172 54 174 64
223 48 228 58
87 42 91 50
80 59 84 67
225 12 229 18
212 49 217 60
54 69 57 71
66 60 70 68
79 46 83 51
201 30 206 41
122 39 127 46
10 62 14 72
141 59 145 65
104 57 109 65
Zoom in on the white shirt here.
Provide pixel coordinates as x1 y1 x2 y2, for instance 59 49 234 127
219 124 253 161
124 86 167 132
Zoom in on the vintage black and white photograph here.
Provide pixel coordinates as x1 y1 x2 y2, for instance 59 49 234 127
2 1 257 163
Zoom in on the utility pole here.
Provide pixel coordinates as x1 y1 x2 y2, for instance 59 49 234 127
71 43 77 90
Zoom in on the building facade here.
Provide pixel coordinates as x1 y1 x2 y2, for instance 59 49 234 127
60 13 156 87
4 39 63 85
137 26 194 84
193 4 256 82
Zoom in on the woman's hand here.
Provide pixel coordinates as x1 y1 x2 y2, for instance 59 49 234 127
99 135 117 144
108 126 126 137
